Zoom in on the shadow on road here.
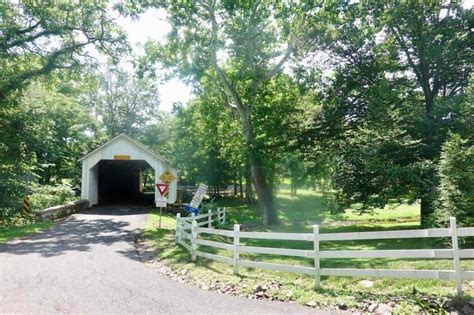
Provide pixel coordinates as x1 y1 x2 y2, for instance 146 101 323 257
0 207 149 260
82 205 150 216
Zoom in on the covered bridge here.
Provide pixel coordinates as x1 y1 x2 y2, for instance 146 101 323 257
80 134 177 206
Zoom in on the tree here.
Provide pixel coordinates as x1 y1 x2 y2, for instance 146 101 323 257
435 133 474 227
0 1 126 102
299 1 472 226
140 0 302 224
91 68 160 138
373 0 473 224
0 80 102 216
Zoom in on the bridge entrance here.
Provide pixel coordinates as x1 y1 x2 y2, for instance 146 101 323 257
98 159 154 205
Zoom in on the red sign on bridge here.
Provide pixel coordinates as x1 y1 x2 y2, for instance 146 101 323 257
156 183 169 197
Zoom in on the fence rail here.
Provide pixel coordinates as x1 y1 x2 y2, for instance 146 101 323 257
176 215 474 294
175 207 227 254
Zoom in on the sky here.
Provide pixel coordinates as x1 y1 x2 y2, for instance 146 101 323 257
117 2 474 112
117 8 193 113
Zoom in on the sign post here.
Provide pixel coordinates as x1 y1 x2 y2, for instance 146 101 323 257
156 183 169 228
22 197 29 217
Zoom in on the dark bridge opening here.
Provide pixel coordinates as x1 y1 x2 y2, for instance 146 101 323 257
98 160 154 205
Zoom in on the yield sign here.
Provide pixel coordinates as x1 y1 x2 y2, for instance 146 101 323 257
156 183 169 197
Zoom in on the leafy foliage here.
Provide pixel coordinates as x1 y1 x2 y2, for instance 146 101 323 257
435 133 474 226
298 1 473 224
29 182 76 212
0 1 126 100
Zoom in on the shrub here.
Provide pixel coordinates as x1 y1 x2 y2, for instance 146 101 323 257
434 133 474 227
29 182 76 212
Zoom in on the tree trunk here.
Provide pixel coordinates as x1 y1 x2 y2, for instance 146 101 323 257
239 176 244 198
245 175 253 205
420 197 434 228
420 90 436 227
239 108 277 225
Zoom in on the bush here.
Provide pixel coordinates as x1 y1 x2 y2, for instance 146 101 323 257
29 182 76 212
434 133 474 227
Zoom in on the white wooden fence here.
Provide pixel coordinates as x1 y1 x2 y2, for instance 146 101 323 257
175 216 474 294
175 207 226 257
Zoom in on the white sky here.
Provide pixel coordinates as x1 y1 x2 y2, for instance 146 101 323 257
116 1 474 112
117 8 193 112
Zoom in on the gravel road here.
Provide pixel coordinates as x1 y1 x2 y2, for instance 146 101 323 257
0 206 327 314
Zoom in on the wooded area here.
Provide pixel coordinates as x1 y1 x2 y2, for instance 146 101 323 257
0 1 472 227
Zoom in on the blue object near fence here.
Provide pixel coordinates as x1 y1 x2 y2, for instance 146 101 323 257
184 205 199 215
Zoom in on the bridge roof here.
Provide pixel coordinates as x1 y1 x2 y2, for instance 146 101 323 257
78 133 170 164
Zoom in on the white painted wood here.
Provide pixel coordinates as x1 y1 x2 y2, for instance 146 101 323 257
180 220 192 229
457 227 474 237
222 207 226 224
179 216 474 292
238 245 311 258
197 227 235 237
191 220 197 261
208 209 212 228
189 183 208 209
178 240 192 252
197 221 209 227
314 225 320 288
196 251 233 265
80 134 178 205
450 217 462 295
181 231 192 240
459 249 474 258
186 212 209 220
239 231 313 241
195 239 234 251
239 260 314 275
320 268 456 280
318 228 451 241
319 249 454 259
233 224 240 275
462 271 474 280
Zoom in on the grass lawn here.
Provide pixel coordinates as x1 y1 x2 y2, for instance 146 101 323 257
0 221 54 243
144 187 473 313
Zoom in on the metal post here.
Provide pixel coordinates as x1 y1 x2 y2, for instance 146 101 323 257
191 219 198 261
208 209 212 228
313 225 320 288
233 224 240 275
159 207 163 228
176 213 181 244
450 217 462 295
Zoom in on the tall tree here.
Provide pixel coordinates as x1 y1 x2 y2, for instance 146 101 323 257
91 68 160 138
0 1 126 102
299 1 472 226
140 0 301 224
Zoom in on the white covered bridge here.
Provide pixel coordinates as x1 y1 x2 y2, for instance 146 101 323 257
80 134 177 206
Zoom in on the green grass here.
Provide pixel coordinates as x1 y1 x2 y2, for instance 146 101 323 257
0 221 54 243
144 187 473 312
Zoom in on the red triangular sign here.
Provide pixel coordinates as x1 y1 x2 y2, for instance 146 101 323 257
156 183 169 196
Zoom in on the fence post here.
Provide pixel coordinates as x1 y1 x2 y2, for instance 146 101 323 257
208 209 212 228
450 217 462 295
176 213 181 244
222 207 226 224
313 225 320 288
233 224 240 275
191 219 198 261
